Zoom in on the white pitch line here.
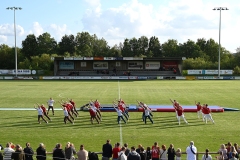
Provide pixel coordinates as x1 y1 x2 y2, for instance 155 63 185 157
118 80 123 145
58 93 65 98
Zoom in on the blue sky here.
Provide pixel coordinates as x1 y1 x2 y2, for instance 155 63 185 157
1 0 239 53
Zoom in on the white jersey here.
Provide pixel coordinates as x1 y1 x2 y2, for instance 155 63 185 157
91 105 97 112
144 108 151 116
63 108 68 116
116 109 123 116
48 99 55 106
36 108 43 115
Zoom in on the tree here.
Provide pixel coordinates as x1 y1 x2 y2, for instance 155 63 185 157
162 39 179 57
92 35 110 57
37 32 57 55
122 39 132 57
204 38 219 62
0 44 15 69
58 34 75 56
129 38 139 57
109 44 122 57
179 39 202 58
196 38 207 52
138 36 148 57
148 36 161 57
21 34 38 60
75 32 93 56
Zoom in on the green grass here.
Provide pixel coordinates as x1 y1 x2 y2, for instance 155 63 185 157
0 80 239 159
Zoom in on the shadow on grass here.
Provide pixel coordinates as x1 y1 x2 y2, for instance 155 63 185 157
1 113 213 130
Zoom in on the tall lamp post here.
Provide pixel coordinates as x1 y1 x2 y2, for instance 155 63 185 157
6 7 22 78
213 7 228 78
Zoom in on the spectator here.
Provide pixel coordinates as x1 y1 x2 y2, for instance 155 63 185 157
167 144 175 160
102 140 112 160
118 147 127 160
216 151 224 160
175 148 181 160
151 142 160 160
228 146 238 159
229 152 238 160
65 142 76 160
52 143 65 160
201 149 212 160
139 147 146 160
112 143 121 160
173 68 176 74
127 146 140 160
218 144 228 160
36 143 46 160
226 142 232 154
23 143 34 160
233 143 240 154
159 145 167 160
136 145 142 154
76 145 88 160
145 147 151 160
3 142 15 160
11 144 25 160
124 144 130 157
186 141 197 160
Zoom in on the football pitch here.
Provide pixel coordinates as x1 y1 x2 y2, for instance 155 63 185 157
0 80 239 158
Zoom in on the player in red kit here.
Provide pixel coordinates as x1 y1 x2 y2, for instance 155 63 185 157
113 101 128 121
170 99 178 119
59 101 75 121
175 103 188 125
92 99 102 119
68 98 79 116
195 101 203 119
88 106 100 124
203 104 215 124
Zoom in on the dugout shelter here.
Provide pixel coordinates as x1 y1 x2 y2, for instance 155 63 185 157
54 57 184 77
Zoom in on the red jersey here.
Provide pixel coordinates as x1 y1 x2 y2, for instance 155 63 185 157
176 106 183 116
70 101 75 107
67 103 73 110
118 104 125 112
151 146 160 158
40 106 46 113
94 101 101 109
205 108 210 114
197 104 202 111
89 109 96 116
64 104 70 112
112 147 121 159
202 107 207 114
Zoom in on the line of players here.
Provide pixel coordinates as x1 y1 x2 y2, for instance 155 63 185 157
34 97 214 125
169 99 215 125
34 98 79 124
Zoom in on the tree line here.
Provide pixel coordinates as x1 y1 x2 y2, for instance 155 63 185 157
0 31 240 74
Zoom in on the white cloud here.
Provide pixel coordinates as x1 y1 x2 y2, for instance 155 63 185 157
81 0 239 52
0 24 24 37
0 35 7 44
28 22 44 37
49 24 72 41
